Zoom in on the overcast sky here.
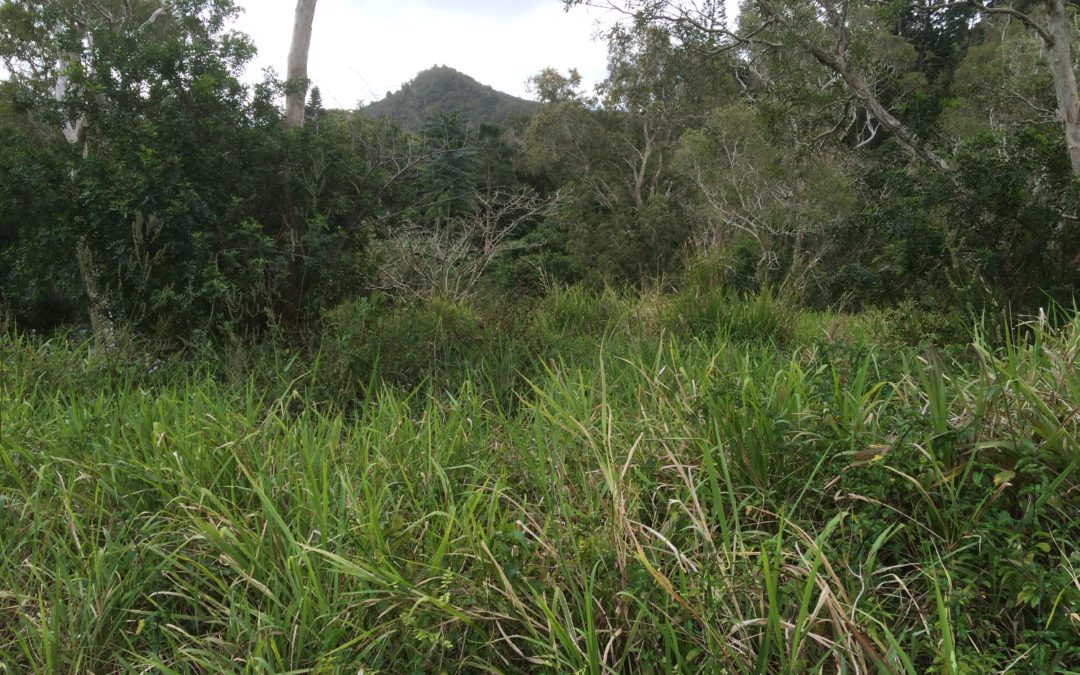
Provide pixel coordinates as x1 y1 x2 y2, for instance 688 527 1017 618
232 1 617 108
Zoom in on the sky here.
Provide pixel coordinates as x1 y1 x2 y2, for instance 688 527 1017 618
232 0 618 108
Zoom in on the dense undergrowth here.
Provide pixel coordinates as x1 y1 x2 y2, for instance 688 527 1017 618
1 287 1078 673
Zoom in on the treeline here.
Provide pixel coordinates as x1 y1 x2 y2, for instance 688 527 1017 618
1 0 1078 342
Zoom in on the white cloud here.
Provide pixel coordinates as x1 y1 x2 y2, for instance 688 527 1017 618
232 0 615 108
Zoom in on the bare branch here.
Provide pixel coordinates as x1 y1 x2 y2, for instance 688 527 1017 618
375 188 565 301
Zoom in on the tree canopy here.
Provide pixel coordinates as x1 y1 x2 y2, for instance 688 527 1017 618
0 0 1077 337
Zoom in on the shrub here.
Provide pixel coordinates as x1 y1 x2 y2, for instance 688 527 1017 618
886 300 974 347
823 127 1080 314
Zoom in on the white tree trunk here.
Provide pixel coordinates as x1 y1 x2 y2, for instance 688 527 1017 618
54 58 83 144
52 19 88 147
1045 0 1080 175
285 0 318 129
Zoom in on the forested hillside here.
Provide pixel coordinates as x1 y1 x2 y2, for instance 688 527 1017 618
0 0 1078 672
360 65 540 130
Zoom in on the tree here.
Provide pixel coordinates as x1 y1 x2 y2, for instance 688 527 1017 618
940 17 1054 139
565 0 950 170
0 0 413 338
674 103 856 288
0 0 262 335
571 0 1080 176
0 0 232 150
1042 0 1080 174
285 0 318 129
523 24 738 281
927 0 1080 174
306 86 325 122
528 67 589 104
375 188 562 301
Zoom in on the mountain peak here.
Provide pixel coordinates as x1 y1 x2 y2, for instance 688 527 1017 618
361 66 539 131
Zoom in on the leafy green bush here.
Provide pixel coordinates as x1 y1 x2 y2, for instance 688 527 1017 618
562 195 695 287
824 127 1080 314
487 219 583 294
0 55 397 341
886 300 975 346
679 243 767 296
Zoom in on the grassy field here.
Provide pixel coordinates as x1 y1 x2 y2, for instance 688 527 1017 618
1 288 1078 673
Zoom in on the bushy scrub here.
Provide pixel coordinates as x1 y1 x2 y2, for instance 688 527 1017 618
679 244 768 296
319 289 639 404
566 196 696 286
825 127 1080 314
487 219 583 294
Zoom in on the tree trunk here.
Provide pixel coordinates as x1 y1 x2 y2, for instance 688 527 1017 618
1045 0 1080 175
54 58 88 146
52 19 88 148
285 0 318 130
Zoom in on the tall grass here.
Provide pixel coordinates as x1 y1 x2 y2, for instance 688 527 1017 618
1 289 1077 672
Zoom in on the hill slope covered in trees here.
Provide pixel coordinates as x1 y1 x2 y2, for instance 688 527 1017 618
360 65 539 130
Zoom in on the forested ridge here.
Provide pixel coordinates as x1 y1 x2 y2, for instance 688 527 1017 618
0 0 1078 672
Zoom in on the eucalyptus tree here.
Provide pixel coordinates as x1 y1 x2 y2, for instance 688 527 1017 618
569 0 1080 176
674 103 856 288
0 0 245 151
941 16 1055 138
523 24 739 281
925 0 1080 173
286 0 318 129
565 0 950 170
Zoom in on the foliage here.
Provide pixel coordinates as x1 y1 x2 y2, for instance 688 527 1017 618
663 285 798 344
0 90 83 327
521 25 738 285
0 6 446 339
939 19 1055 140
4 0 1080 671
5 0 1080 332
675 103 856 290
320 294 489 395
374 187 561 302
825 126 1080 311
